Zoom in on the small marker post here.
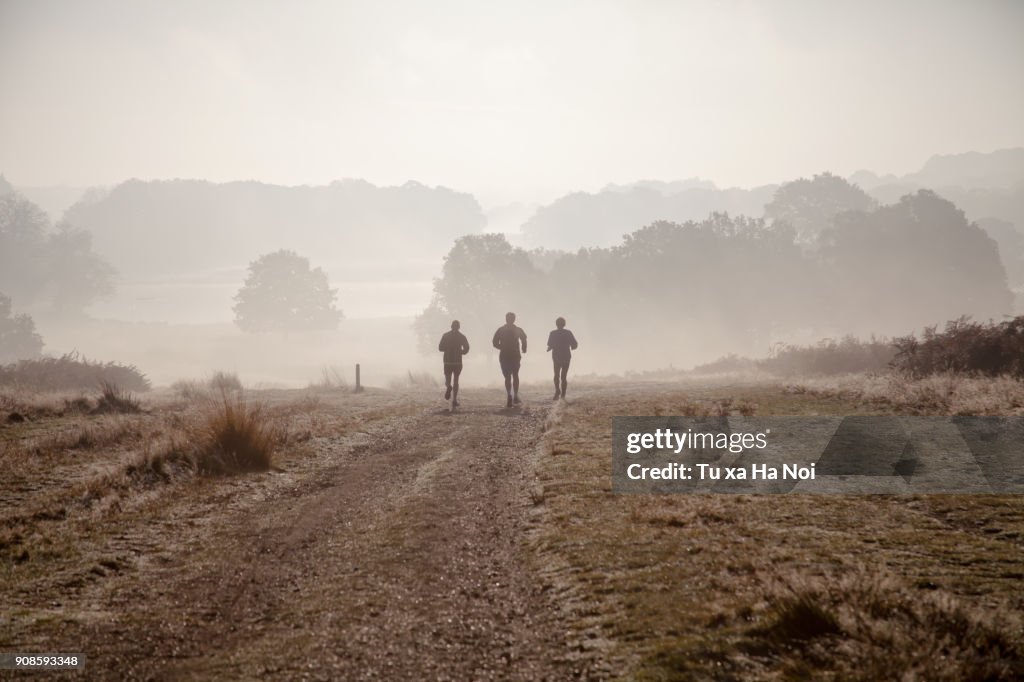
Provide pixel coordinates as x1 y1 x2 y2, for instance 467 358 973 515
354 363 364 393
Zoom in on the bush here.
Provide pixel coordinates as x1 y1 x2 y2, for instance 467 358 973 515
93 381 141 414
696 315 1024 379
208 371 243 392
0 352 150 392
892 315 1024 378
170 379 205 400
761 336 896 376
695 337 896 377
193 393 275 474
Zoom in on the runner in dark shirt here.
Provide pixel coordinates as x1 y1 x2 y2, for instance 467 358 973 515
492 312 527 408
438 320 470 409
546 317 578 400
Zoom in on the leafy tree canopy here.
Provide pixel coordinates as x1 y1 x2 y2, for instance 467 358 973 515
764 172 876 246
0 193 115 313
822 190 1012 331
233 250 342 333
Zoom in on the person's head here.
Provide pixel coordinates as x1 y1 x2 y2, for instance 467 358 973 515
555 316 566 329
451 320 460 331
505 312 516 324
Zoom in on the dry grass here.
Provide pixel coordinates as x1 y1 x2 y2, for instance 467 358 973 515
191 392 275 474
309 365 349 390
735 571 1024 681
93 381 142 414
170 379 206 400
528 381 1024 680
388 370 440 390
786 372 1024 415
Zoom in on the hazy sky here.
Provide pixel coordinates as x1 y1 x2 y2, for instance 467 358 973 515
2 0 1022 206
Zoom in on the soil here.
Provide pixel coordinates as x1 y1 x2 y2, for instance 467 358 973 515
2 389 595 680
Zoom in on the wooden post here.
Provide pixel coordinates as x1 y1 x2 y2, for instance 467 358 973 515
354 363 363 393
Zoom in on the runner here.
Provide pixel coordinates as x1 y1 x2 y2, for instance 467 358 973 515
492 312 527 408
546 317 578 400
438 320 470 410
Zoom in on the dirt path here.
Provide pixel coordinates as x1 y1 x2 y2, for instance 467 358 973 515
45 390 582 679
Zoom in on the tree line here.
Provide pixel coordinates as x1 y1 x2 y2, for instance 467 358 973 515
416 182 1013 363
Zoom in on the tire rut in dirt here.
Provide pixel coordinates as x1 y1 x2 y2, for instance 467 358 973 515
78 399 576 679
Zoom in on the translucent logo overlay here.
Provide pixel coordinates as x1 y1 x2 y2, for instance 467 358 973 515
612 416 1024 494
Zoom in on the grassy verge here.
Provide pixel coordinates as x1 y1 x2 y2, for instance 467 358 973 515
529 381 1024 680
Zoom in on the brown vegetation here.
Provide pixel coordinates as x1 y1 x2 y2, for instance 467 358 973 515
0 352 150 392
786 372 1024 415
529 382 1024 680
694 314 1024 382
191 392 275 474
892 315 1024 378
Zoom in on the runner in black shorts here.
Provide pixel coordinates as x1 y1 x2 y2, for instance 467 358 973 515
546 316 578 400
492 312 527 408
438 320 470 409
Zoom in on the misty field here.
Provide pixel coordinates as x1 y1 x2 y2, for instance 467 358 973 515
2 375 1022 679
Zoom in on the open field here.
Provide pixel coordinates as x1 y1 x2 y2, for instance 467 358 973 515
1 376 1022 679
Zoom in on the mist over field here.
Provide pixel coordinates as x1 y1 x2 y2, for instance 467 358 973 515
5 3 1024 679
1 0 1022 388
3 149 1022 387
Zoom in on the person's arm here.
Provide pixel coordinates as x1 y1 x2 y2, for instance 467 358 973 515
462 336 470 355
492 328 501 350
546 331 554 352
438 334 446 353
570 331 578 351
520 328 528 354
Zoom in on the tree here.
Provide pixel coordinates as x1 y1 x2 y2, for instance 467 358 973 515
597 213 817 353
0 293 44 364
821 190 1013 334
0 193 49 304
233 250 342 332
414 234 541 352
978 217 1024 289
42 222 117 314
764 172 876 246
0 193 115 313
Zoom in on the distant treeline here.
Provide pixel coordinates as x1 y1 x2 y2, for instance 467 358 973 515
63 178 485 280
417 187 1013 365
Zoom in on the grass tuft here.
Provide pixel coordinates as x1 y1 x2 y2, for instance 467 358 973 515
744 572 1024 680
193 392 275 474
93 382 141 414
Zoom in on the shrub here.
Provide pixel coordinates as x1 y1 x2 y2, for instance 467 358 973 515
0 352 150 392
193 393 275 474
761 336 896 376
170 379 205 400
208 371 243 392
892 315 1024 378
92 381 141 414
690 354 759 374
695 315 1024 379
